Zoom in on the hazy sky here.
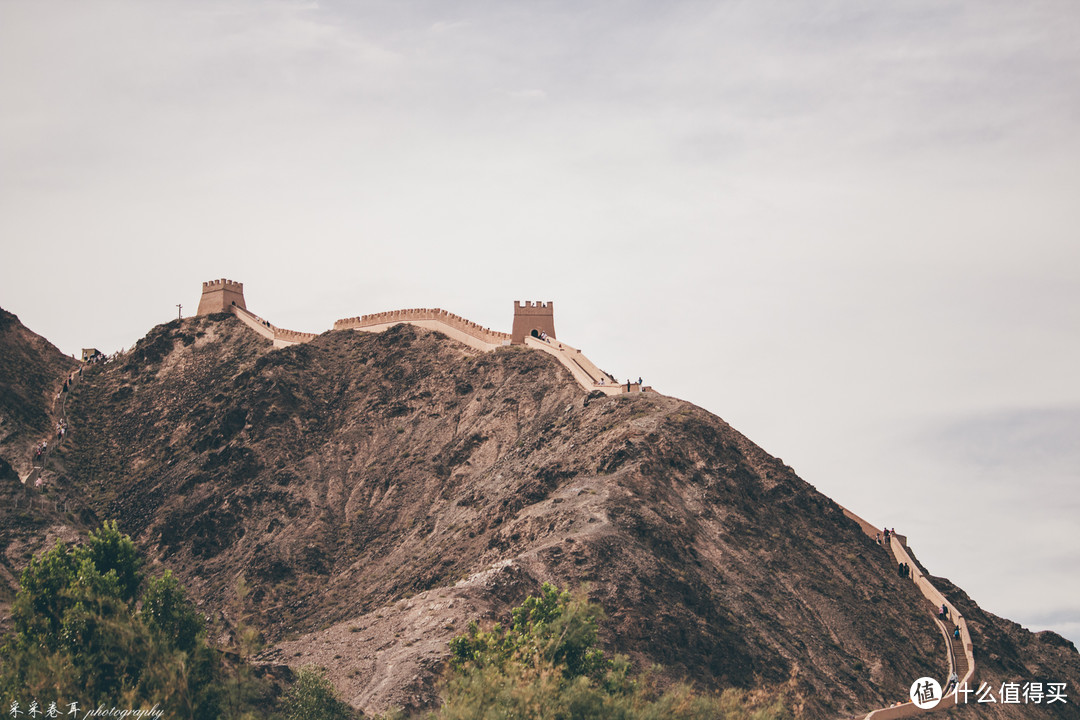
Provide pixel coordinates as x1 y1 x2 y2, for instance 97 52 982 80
2 1 1078 648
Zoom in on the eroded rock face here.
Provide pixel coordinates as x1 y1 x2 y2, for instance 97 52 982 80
6 312 1076 719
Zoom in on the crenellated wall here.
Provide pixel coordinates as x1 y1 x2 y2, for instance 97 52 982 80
335 308 512 351
274 327 319 343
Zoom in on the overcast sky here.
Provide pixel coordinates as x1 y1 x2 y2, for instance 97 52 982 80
2 1 1078 649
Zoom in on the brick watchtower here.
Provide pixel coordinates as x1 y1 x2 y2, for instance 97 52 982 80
511 301 556 345
196 279 247 316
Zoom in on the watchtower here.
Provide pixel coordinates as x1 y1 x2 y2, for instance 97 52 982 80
196 279 247 316
511 301 556 345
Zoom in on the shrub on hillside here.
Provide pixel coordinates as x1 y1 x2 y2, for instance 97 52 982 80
280 666 355 720
437 583 789 720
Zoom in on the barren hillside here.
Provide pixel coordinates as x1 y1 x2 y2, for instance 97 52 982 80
3 310 1076 718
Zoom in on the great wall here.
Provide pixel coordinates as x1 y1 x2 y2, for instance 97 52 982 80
197 279 636 395
841 507 977 719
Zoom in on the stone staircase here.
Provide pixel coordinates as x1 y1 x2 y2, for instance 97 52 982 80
949 623 969 679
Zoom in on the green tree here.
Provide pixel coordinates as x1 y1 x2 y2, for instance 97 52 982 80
85 519 142 604
141 570 204 653
3 534 177 708
0 521 267 719
449 583 608 681
9 539 79 650
281 666 353 720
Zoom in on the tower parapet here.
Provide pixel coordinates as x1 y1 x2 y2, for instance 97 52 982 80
511 301 555 345
196 279 247 316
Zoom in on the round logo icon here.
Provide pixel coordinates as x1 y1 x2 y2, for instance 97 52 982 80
910 677 943 709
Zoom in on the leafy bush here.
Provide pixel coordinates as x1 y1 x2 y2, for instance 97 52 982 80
280 666 354 720
438 583 789 720
448 583 607 681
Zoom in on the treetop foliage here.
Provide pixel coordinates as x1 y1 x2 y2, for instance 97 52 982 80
281 666 354 720
85 519 142 604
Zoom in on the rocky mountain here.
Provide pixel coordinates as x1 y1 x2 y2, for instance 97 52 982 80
3 308 1078 718
0 308 78 481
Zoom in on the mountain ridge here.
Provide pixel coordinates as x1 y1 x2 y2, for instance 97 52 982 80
2 307 1077 719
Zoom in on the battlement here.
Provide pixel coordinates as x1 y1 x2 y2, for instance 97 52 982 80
334 308 512 347
275 328 318 342
514 301 554 314
511 300 555 344
197 278 247 316
202 278 244 291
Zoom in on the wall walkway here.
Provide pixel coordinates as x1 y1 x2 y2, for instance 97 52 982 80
334 308 640 395
230 303 646 395
232 305 318 348
523 336 623 395
840 508 977 719
334 309 511 352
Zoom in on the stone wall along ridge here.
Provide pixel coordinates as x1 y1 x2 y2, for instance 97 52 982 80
839 507 976 720
231 305 317 348
524 336 622 395
334 308 512 347
204 281 630 394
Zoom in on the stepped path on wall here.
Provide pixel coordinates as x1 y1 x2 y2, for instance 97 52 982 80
523 336 623 395
840 508 977 719
949 623 969 680
231 305 318 349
